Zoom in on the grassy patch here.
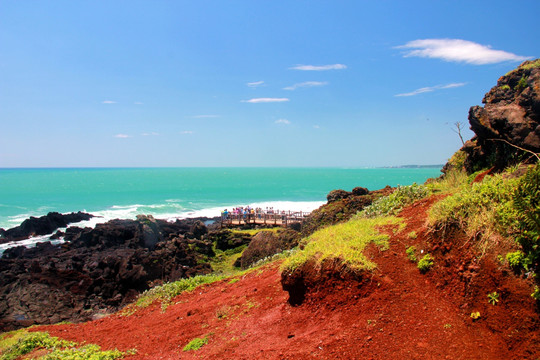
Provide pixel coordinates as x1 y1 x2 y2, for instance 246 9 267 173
136 274 224 308
182 336 208 352
0 330 129 360
428 171 520 245
360 183 430 218
281 216 403 273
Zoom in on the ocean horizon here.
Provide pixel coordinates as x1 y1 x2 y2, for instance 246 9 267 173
0 167 442 231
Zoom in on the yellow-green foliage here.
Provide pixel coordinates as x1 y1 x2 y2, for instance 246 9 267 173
426 168 468 194
0 330 127 360
417 254 434 273
136 274 224 308
182 336 208 352
361 183 430 218
406 246 417 262
281 216 403 273
428 171 520 240
447 150 467 169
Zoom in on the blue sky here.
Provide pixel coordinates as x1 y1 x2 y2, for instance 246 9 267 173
1 1 538 167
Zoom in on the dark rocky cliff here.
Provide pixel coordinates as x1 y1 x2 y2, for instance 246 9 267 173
447 59 540 173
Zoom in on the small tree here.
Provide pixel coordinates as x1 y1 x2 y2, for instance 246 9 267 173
452 121 465 146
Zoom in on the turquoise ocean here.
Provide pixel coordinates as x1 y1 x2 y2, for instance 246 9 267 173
0 167 442 231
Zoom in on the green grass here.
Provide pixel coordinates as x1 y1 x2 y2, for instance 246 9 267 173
136 274 225 308
182 336 208 352
406 246 417 262
360 183 430 218
0 330 129 360
428 170 520 245
281 216 403 273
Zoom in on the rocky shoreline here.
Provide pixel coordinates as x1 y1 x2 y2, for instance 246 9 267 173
0 185 386 331
0 213 220 330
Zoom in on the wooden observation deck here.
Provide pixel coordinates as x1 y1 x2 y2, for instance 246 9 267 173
220 210 311 228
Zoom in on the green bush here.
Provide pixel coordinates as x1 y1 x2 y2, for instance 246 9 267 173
515 76 528 91
406 246 417 262
513 164 540 273
428 171 520 241
500 84 511 90
360 183 430 218
417 254 434 273
506 251 525 271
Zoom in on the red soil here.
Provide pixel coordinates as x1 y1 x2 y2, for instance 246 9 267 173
32 195 539 359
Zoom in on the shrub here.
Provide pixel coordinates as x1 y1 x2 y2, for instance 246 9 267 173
513 164 540 273
500 84 511 90
428 171 520 242
360 183 429 218
406 246 417 262
407 231 417 239
515 76 528 91
183 336 208 352
417 254 434 273
506 251 525 271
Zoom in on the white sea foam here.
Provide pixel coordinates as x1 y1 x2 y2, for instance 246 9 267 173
0 200 325 253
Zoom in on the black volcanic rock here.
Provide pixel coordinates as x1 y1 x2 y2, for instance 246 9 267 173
0 215 215 331
0 212 94 243
446 59 540 173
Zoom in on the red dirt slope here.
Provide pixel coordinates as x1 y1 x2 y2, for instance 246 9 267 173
33 196 539 359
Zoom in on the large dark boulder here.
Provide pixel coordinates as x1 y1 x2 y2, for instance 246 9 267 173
447 59 540 173
234 229 300 269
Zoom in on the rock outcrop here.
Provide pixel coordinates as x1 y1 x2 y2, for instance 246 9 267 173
448 59 540 173
0 216 216 331
0 212 94 243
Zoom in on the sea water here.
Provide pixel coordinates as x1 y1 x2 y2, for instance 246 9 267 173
0 167 441 231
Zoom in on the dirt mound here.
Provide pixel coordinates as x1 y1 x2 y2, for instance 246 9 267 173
27 195 539 359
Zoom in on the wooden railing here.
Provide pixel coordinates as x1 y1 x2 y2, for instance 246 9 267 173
220 210 311 228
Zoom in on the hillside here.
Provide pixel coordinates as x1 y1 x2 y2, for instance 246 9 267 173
1 60 539 359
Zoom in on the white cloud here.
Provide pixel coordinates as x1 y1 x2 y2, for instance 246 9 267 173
290 64 347 71
102 100 117 104
242 98 290 103
191 115 220 118
395 82 467 97
275 119 291 125
142 132 159 136
313 125 320 129
114 134 131 138
180 130 194 135
283 81 328 91
134 102 143 105
396 39 531 65
247 80 265 88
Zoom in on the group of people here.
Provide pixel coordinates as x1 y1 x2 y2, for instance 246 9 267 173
221 206 281 219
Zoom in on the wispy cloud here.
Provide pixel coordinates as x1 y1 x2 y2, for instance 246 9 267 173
290 64 346 71
191 115 220 118
114 134 131 138
142 132 159 136
242 98 290 103
275 119 291 125
134 102 143 105
247 80 265 88
395 82 467 97
283 81 328 91
102 100 117 104
313 125 320 129
396 39 531 65
180 130 194 135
